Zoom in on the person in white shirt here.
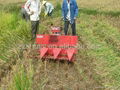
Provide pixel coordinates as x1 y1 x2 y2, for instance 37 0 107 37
42 1 54 17
25 0 41 40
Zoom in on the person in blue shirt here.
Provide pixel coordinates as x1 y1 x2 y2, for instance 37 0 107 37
62 0 78 36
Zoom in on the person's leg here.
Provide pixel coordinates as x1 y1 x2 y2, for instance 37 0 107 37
71 20 76 36
21 8 26 19
31 21 39 40
36 21 39 34
25 11 30 21
64 20 69 35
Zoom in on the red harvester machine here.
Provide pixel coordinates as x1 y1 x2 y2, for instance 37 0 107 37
36 27 78 62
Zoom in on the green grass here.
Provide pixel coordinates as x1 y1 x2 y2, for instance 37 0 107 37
77 13 120 87
80 8 120 17
7 59 34 90
0 6 31 61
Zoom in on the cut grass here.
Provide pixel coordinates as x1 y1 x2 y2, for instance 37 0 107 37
77 13 120 87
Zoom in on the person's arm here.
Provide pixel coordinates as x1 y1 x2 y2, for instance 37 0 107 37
74 0 78 19
45 3 49 15
38 1 41 15
62 1 65 19
49 3 54 13
52 4 54 10
24 0 32 15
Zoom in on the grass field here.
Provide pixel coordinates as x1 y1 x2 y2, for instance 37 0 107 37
0 0 120 90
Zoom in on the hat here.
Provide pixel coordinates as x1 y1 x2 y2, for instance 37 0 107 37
42 1 47 6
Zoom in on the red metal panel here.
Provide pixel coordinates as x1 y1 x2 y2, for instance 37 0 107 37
39 48 48 58
36 35 78 46
36 34 78 61
67 49 75 61
53 48 62 59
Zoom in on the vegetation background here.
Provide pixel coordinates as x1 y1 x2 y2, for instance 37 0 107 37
0 0 120 89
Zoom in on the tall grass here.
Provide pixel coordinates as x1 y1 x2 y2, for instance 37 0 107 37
0 6 31 61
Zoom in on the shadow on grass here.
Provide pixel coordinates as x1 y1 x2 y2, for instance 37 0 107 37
79 8 120 17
